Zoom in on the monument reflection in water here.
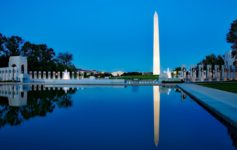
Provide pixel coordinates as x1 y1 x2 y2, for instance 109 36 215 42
153 86 160 146
0 84 163 148
0 84 163 147
0 85 236 150
153 86 172 147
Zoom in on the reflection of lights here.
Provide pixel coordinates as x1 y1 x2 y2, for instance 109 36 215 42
63 87 69 93
153 86 160 147
163 68 172 79
167 88 171 95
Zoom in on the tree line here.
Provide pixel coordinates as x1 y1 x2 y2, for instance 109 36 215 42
198 18 237 67
227 19 237 62
0 33 76 71
173 18 237 73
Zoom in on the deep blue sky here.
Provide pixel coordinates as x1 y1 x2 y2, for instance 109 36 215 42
0 0 236 72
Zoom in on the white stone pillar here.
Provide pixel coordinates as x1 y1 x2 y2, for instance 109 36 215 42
38 71 42 79
77 72 80 80
198 65 203 81
48 71 51 79
34 71 37 79
190 66 193 80
53 72 56 79
221 65 226 81
72 72 75 79
183 70 186 80
221 65 224 80
57 72 61 79
210 65 213 80
2 69 5 81
5 69 8 81
191 67 194 82
193 67 197 82
16 69 20 81
203 69 207 81
29 71 33 79
207 65 211 81
81 72 84 79
43 71 47 80
214 65 217 80
14 69 17 81
9 69 12 81
4 69 7 81
214 65 219 81
10 69 13 81
6 69 9 81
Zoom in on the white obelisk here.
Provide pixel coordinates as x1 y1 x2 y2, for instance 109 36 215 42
153 11 160 75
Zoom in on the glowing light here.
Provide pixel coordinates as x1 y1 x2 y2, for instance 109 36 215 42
63 70 70 80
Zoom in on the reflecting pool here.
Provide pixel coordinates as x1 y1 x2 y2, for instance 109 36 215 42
0 84 236 150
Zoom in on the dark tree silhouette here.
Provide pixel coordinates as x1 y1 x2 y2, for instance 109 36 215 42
5 36 23 56
0 33 77 71
198 54 224 68
56 52 76 71
227 19 237 62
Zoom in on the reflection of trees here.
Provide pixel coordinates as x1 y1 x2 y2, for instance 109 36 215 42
0 88 76 128
57 94 73 108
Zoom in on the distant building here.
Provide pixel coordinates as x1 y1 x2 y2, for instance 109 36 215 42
0 56 28 82
111 71 124 77
78 69 99 76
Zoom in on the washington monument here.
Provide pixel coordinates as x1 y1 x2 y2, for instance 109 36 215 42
153 11 161 75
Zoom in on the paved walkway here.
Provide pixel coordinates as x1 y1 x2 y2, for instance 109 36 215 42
178 84 237 127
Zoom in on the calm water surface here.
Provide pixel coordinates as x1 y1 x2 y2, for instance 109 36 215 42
0 85 236 150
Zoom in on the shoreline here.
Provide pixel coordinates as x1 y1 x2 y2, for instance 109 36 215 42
0 82 178 87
